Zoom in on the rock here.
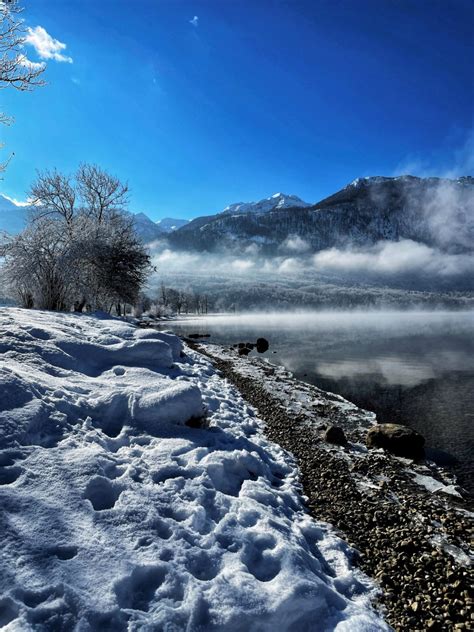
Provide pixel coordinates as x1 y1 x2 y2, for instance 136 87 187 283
238 347 251 356
187 333 210 339
366 423 425 459
324 425 347 445
256 337 269 353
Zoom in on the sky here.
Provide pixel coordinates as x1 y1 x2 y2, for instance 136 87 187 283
1 0 473 220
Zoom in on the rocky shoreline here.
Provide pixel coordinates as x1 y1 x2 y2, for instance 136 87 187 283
188 340 473 632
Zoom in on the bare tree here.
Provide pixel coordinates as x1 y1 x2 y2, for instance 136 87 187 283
77 163 129 224
2 218 73 310
1 1 46 172
160 281 168 307
71 212 150 311
4 164 151 312
29 169 76 227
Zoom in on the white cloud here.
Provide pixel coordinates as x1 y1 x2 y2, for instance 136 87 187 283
17 54 45 71
24 26 73 63
189 16 199 27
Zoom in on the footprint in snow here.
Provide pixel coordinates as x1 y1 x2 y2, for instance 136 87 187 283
241 534 281 582
114 565 167 611
186 550 221 581
49 545 78 560
0 597 19 628
0 465 23 485
83 476 122 511
15 585 63 608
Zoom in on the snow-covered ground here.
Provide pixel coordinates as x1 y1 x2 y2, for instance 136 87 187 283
0 308 389 631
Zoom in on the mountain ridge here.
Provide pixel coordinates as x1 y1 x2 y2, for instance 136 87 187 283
166 175 474 256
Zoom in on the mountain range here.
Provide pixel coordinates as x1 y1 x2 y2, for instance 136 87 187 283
2 176 473 258
166 176 474 256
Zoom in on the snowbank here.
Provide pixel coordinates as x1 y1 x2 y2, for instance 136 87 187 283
0 308 389 631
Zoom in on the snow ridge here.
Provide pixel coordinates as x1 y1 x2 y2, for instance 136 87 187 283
0 309 388 631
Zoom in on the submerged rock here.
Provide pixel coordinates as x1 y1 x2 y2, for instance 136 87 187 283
324 425 347 445
256 337 269 353
238 347 251 356
366 423 425 459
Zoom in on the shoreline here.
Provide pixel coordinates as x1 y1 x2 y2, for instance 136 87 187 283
188 340 473 631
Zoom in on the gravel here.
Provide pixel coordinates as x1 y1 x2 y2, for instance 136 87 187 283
191 342 474 632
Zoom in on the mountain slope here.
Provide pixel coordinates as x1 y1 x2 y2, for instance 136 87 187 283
157 217 189 233
0 195 30 235
128 212 164 243
167 177 474 254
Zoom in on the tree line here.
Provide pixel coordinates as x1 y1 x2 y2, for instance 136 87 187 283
133 284 210 318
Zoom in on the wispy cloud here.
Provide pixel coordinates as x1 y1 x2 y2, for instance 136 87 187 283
189 16 199 27
393 127 474 178
24 26 73 63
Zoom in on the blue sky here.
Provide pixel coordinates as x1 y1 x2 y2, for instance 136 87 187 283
1 0 473 220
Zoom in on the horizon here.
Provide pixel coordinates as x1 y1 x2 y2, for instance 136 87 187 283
1 0 473 220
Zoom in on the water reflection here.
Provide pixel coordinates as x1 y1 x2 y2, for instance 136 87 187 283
315 357 436 387
164 311 474 494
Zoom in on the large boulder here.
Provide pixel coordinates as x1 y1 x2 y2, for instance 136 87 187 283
366 423 425 459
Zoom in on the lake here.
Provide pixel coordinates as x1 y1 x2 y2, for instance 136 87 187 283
161 311 474 496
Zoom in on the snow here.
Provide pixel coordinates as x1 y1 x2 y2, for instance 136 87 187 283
156 218 190 233
0 308 388 631
429 535 472 568
222 193 311 216
410 471 463 499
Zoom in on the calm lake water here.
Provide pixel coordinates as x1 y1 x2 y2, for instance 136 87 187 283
162 312 474 495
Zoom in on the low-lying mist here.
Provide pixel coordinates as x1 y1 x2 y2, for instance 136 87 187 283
151 239 474 281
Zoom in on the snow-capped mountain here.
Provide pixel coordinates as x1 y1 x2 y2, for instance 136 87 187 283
222 193 311 216
0 194 31 235
156 217 190 233
168 176 474 254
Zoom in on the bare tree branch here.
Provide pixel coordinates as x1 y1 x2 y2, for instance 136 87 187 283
1 1 46 173
77 163 129 223
0 2 46 91
29 169 76 226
